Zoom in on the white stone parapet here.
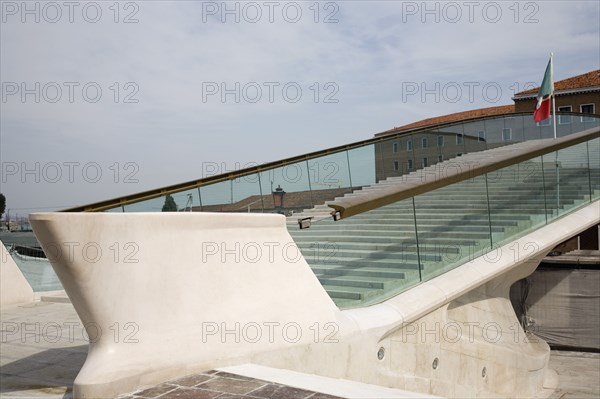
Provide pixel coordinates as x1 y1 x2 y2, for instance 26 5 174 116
29 203 600 398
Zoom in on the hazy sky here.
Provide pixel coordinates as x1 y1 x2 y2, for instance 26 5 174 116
1 0 599 215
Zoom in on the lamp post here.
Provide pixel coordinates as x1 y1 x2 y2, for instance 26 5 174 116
272 185 286 214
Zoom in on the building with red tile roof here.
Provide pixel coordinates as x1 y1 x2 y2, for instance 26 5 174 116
372 69 599 182
377 69 599 137
513 69 600 115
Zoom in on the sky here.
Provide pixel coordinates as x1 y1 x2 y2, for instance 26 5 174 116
1 0 599 215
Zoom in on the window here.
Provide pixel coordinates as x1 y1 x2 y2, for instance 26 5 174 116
422 158 428 168
502 128 512 142
478 131 486 142
437 135 444 147
393 160 399 171
581 104 596 122
456 133 464 145
438 154 443 162
558 106 572 124
407 159 413 171
422 138 428 148
406 140 413 151
392 142 399 153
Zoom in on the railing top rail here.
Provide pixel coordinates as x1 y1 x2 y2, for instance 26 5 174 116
62 111 599 212
329 126 600 220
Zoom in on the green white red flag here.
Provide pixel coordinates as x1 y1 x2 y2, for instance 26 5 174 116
534 55 554 123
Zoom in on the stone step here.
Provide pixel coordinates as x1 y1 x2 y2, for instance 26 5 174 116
305 250 440 264
283 143 595 307
316 275 400 290
311 265 410 279
293 230 493 240
301 223 506 233
322 285 383 301
295 240 478 252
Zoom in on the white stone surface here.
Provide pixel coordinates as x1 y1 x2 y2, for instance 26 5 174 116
218 363 441 398
1 240 34 308
29 212 349 398
28 201 600 398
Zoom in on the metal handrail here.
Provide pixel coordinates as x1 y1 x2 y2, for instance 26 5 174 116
62 111 599 212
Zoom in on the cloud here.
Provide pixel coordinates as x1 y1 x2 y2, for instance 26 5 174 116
1 0 598 212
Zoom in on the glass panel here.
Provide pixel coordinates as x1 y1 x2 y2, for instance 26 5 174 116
554 142 593 216
374 141 386 183
522 114 543 141
503 116 522 143
125 196 169 212
231 173 263 213
412 130 441 170
543 141 592 220
287 197 420 308
542 152 560 220
556 113 573 138
538 116 555 139
487 157 547 246
306 151 353 208
462 119 488 154
199 180 234 211
483 117 506 149
348 145 376 188
404 134 415 173
259 161 312 215
571 111 588 135
170 188 209 212
588 138 600 199
436 125 465 159
375 137 406 181
413 175 491 281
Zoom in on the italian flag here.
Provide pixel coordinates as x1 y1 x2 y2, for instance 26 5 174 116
533 55 554 123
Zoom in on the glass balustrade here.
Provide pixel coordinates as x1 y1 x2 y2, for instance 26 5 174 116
290 134 598 308
77 113 598 309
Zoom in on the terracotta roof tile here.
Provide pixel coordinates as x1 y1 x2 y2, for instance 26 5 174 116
515 69 600 96
378 69 599 137
377 104 515 136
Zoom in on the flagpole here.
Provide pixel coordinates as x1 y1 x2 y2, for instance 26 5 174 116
551 52 557 140
550 52 559 212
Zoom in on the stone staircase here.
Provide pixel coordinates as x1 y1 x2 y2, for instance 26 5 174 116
287 141 599 308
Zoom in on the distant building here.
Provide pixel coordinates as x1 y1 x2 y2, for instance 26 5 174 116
513 69 600 117
373 69 600 182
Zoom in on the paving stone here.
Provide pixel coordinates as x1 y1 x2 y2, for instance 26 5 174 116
0 373 70 397
20 363 80 385
166 373 213 387
159 387 221 399
308 393 343 399
215 394 263 399
213 371 257 381
133 383 177 398
2 301 599 399
248 383 314 399
197 376 266 395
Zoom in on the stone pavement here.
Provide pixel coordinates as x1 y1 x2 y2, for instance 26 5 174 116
1 299 599 399
120 371 341 399
0 301 86 398
548 351 600 399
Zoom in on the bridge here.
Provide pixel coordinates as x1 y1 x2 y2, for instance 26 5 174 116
25 112 600 398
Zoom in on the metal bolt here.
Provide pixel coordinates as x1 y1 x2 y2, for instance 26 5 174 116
432 357 439 369
377 347 385 360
